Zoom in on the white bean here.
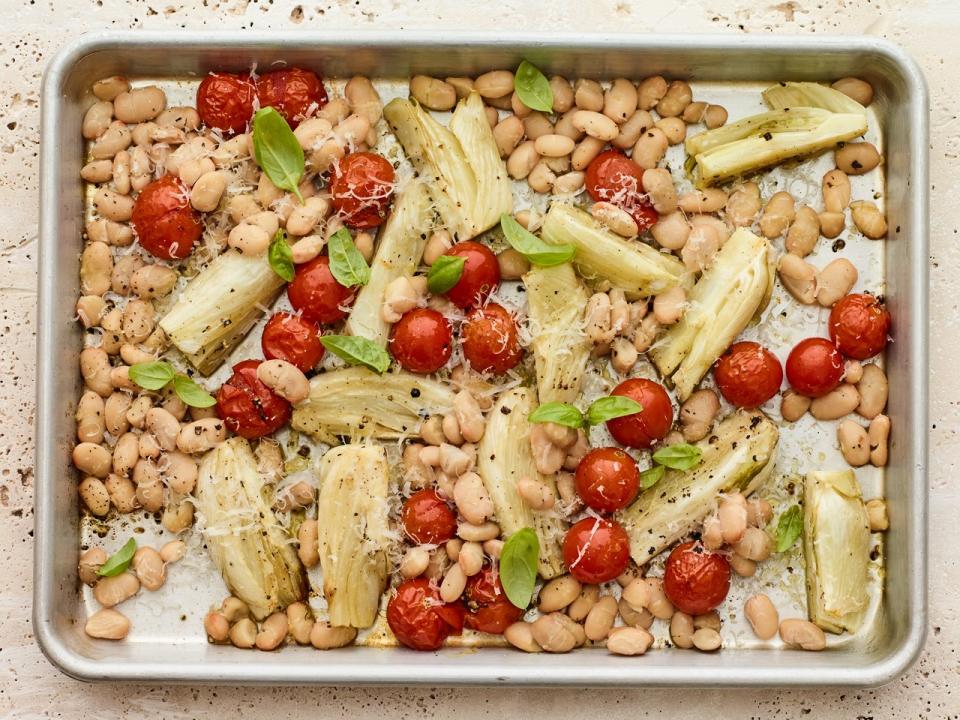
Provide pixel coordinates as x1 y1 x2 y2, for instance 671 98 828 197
816 258 858 307
84 608 130 640
779 619 826 651
257 359 310 404
631 128 668 169
832 77 874 106
603 78 638 123
114 86 166 123
745 594 779 640
637 76 668 110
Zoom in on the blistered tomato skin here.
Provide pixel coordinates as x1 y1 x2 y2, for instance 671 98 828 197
196 72 257 135
663 541 731 616
255 68 328 129
461 303 524 375
574 447 639 512
443 242 501 309
329 152 396 228
605 378 674 449
562 517 631 584
585 150 659 232
131 175 203 260
261 312 324 373
829 293 891 360
786 337 845 398
464 565 524 634
215 360 291 439
401 489 457 545
387 578 466 651
287 255 357 325
714 341 784 408
389 309 453 374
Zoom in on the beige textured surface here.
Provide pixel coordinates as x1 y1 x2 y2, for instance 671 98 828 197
2 0 957 717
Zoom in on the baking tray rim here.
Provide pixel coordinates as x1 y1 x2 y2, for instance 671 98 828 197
34 30 929 687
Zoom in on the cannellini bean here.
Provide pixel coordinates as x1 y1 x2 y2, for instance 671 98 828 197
856 363 888 419
228 222 271 255
571 136 605 170
440 443 472 476
730 551 758 576
111 151 131 194
203 611 230 643
81 346 113 398
471 70 512 99
81 158 114 183
632 314 659 354
83 100 114 140
156 106 200 130
810 384 860 420
79 242 111 300
700 513 723 551
76 391 106 444
703 104 728 129
94 187 135 222
78 477 110 516
453 390 485 443
145 407 180 452
132 546 166 591
570 78 602 111
670 611 695 649
785 205 820 257
718 493 748 545
656 80 692 117
220 597 250 624
816 258 858 307
619 599 654 629
257 359 310 404
139 432 161 460
457 520 500 542
692 627 722 652
724 182 761 227
122 299 155 342
492 116 524 158
651 212 690 251
309 622 357 650
527 161 556 194
74 442 112 478
85 608 130 640
641 168 677 214
522 111 553 140
832 77 874 106
591 201 637 237
129 264 177 299
177 418 226 454
534 133 576 158
844 360 864 385
253 612 289 651
531 612 583 653
611 110 651 150
541 75 573 113
517 476 556 511
631 128 668 169
445 538 462 562
422 229 453 266
554 108 584 141
600 78 637 123
733 527 773 563
344 76 383 125
869 414 890 467
125 395 151 430
584 595 618 641
189 170 226 213
636 75 667 110
120 343 156 368
822 169 851 213
111 254 144 296
440 563 467 603
229 618 257 649
850 201 887 239
567 585 600 622
76 294 107 329
453 472 494 525
94 571 140 607
91 121 132 160
781 390 812 422
678 188 727 215
743 594 780 640
644 578 675 619
653 286 686 325
621 578 652 612
681 224 720 272
159 540 186 564
585 292 614 344
420 418 445 448
818 211 845 239
78 547 109 585
746 497 773 528
400 546 430 579
529 423 566 475
759 191 795 238
607 627 653 656
655 116 686 144
284 602 314 646
456 541 483 577
835 142 881 175
779 619 826 651
839 420 870 467
538 575 581 613
507 140 540 180
104 392 131 436
610 337 637 374
159 451 197 494
496 248 530 280
778 253 818 305
680 389 719 442
296 520 320 568
93 75 130 101
503 622 542 653
865 498 889 531
114 86 165 123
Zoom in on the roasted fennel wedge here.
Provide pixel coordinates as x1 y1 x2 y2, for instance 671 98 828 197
762 81 867 116
617 411 779 566
477 388 566 578
316 444 392 629
159 249 285 375
195 437 306 620
291 367 456 443
383 92 511 240
649 228 772 401
804 470 872 634
539 203 687 297
523 263 591 405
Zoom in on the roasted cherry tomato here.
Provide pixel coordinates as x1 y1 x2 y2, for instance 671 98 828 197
828 293 891 360
215 359 291 439
442 241 501 309
329 152 396 228
464 565 524 635
389 308 453 374
562 517 631 584
713 341 783 408
605 378 674 449
461 303 523 375
663 541 731 616
131 175 203 260
260 312 324 373
400 489 457 545
196 72 257 135
287 255 356 325
387 577 466 651
254 67 328 128
785 337 845 398
574 447 639 512
585 150 659 232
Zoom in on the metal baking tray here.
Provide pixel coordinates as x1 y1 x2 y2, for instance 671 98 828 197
36 31 928 686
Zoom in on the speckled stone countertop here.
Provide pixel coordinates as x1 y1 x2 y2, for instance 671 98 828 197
2 0 957 717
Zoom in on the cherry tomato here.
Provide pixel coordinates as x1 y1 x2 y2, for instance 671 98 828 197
400 489 457 545
389 309 453 374
584 150 659 233
131 175 203 260
215 359 291 439
663 541 731 616
260 312 324 373
387 577 466 651
329 152 396 228
442 241 500 309
196 72 256 135
287 255 356 325
785 337 845 398
828 293 891 360
255 67 328 128
461 303 523 375
605 378 674 449
562 517 631 584
574 447 639 512
464 565 524 634
713 341 783 408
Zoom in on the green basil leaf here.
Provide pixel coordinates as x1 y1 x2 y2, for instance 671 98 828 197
652 443 703 471
586 395 644 426
500 214 575 267
775 505 803 553
268 229 295 282
499 527 540 609
97 537 137 577
252 107 305 202
527 402 584 429
514 60 553 113
427 255 465 294
172 374 216 408
320 335 392 374
639 464 665 490
327 228 371 288
128 361 175 391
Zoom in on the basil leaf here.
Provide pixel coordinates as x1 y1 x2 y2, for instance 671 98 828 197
268 229 295 282
172 374 216 408
320 335 392 374
527 402 584 429
252 107 305 202
128 361 175 391
514 60 553 113
500 214 575 267
640 464 665 490
499 527 540 609
327 228 371 288
97 538 137 577
652 443 703 471
775 505 803 553
427 255 465 294
586 395 644 426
